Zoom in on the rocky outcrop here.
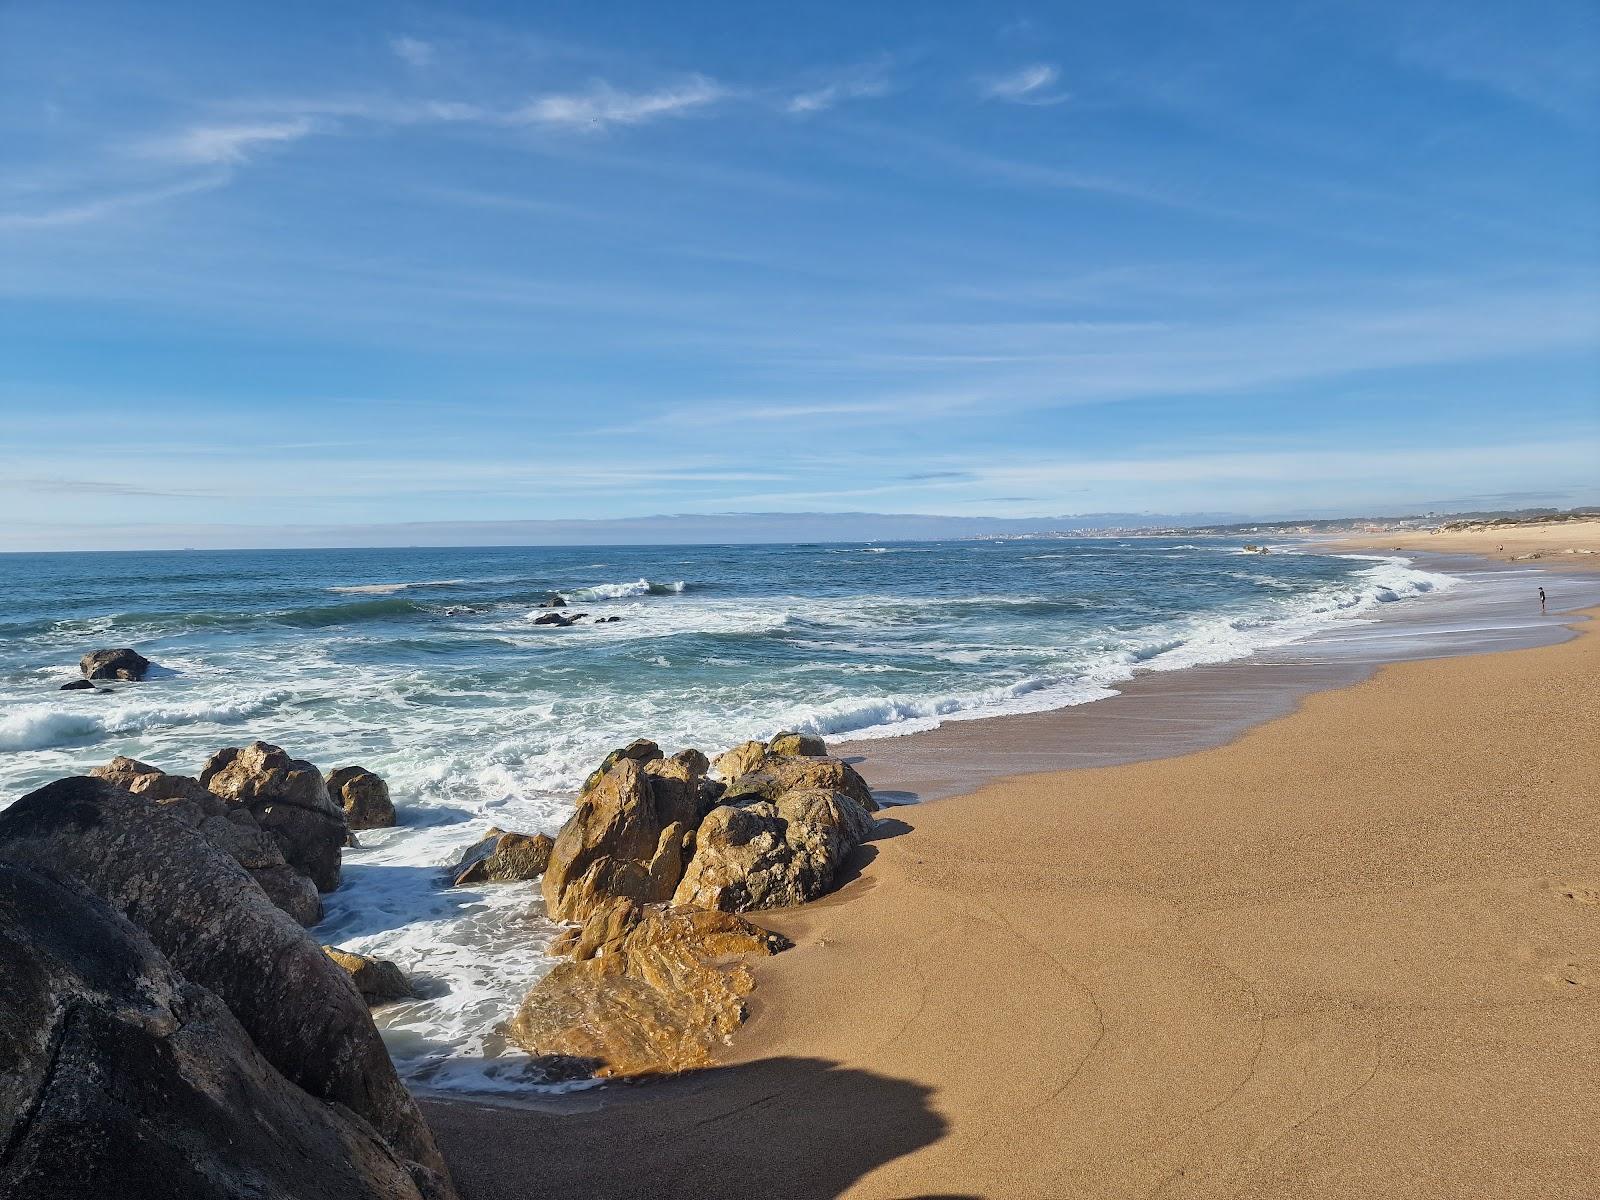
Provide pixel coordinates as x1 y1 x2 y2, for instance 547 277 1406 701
89 756 322 926
712 739 768 780
542 754 698 924
581 737 664 792
449 828 554 885
202 742 347 892
767 730 828 757
326 766 396 830
79 647 151 681
672 786 873 912
722 752 878 813
506 899 789 1077
0 777 451 1194
0 863 441 1200
324 946 414 1005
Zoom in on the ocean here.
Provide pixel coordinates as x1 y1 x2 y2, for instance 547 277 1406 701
0 537 1530 1091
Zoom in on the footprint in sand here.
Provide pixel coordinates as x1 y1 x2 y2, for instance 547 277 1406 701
1555 884 1600 905
1546 962 1596 989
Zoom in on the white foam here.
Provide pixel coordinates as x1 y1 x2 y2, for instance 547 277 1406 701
327 580 465 595
565 578 686 601
0 691 286 753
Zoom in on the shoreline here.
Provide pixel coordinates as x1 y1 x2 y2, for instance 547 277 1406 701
847 546 1599 803
423 531 1600 1197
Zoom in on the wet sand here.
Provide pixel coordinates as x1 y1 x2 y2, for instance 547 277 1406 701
425 553 1600 1198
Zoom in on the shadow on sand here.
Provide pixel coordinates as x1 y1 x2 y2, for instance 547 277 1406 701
422 1055 958 1200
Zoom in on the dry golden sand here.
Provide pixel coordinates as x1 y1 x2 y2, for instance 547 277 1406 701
426 599 1600 1200
1330 517 1600 570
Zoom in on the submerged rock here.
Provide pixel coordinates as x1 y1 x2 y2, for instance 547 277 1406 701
0 863 442 1200
450 827 554 886
79 647 151 681
325 765 396 830
506 899 789 1077
201 742 347 892
532 611 590 627
0 777 453 1194
58 679 103 692
672 787 874 912
89 756 321 926
323 946 414 1005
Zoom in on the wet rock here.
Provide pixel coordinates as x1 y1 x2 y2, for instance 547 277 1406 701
542 754 698 925
325 765 396 830
767 731 828 757
0 777 453 1194
79 647 151 681
0 862 442 1200
89 756 322 926
450 827 554 885
58 679 102 692
532 611 590 627
672 787 874 912
201 742 347 892
506 899 790 1077
323 946 414 1005
722 753 878 813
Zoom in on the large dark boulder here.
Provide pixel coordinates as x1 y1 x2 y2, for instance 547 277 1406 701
449 827 554 886
0 777 451 1194
89 756 322 926
201 742 347 892
79 648 150 681
0 863 437 1200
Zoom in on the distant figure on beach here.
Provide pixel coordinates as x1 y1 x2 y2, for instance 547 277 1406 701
1539 586 1546 614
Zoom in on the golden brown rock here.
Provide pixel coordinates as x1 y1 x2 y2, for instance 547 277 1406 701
505 902 789 1077
541 757 695 924
325 766 396 830
711 740 768 780
767 731 827 757
722 753 878 813
671 788 873 912
323 946 414 1005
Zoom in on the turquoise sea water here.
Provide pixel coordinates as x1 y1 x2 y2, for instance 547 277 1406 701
0 537 1460 1089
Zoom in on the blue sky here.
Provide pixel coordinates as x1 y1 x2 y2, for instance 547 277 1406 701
2 0 1597 549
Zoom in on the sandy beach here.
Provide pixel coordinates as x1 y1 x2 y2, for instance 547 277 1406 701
424 537 1600 1198
1330 517 1600 570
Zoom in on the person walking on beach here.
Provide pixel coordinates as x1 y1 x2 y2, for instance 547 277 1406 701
1539 586 1546 614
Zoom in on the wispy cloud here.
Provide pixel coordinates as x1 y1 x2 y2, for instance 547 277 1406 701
980 63 1069 105
787 66 892 114
0 175 226 230
510 76 726 130
135 118 319 165
390 35 436 68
